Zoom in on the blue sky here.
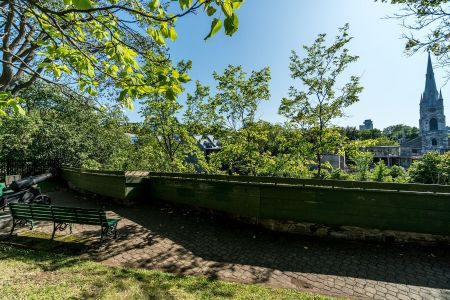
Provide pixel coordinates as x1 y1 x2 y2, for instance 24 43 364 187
126 0 448 130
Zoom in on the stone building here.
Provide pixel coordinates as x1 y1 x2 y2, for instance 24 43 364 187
418 53 448 152
400 53 449 157
359 119 374 130
365 53 449 168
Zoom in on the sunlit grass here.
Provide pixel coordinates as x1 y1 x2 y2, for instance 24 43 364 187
0 243 337 300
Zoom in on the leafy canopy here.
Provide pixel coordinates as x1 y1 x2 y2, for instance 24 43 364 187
380 0 450 78
0 0 245 115
279 24 363 177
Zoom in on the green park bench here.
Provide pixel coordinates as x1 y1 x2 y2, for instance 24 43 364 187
8 203 120 242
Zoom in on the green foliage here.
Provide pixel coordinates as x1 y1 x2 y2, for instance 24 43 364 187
0 92 25 118
390 165 409 183
81 159 102 170
407 151 450 184
183 81 219 135
279 24 363 177
382 124 419 142
140 61 210 173
183 65 274 176
372 160 391 182
369 136 399 146
0 0 245 116
359 129 382 140
329 168 351 180
380 0 450 77
212 65 271 130
340 126 399 145
350 151 374 181
0 82 131 167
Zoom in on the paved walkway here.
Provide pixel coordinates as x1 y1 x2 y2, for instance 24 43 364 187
1 190 450 299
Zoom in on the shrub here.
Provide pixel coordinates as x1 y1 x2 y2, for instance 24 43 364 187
81 159 102 170
372 160 391 182
408 152 448 184
390 165 408 183
350 151 373 181
329 168 351 180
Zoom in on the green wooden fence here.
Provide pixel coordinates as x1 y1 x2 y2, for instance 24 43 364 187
61 168 450 235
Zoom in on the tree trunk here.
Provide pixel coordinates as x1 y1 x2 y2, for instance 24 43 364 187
317 153 322 178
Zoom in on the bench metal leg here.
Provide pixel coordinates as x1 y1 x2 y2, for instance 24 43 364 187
100 226 105 244
9 219 16 237
52 222 72 240
51 223 57 240
100 224 117 243
10 219 32 237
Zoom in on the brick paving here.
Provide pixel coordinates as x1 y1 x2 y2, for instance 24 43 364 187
1 190 450 299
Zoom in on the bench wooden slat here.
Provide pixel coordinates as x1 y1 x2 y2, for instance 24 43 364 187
8 203 120 242
9 204 113 225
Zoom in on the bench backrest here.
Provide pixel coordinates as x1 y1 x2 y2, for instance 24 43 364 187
52 206 107 225
9 203 108 225
9 203 53 221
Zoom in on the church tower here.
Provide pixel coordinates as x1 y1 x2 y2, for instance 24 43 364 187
419 53 448 153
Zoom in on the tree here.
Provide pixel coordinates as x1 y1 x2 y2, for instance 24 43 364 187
140 62 209 173
359 129 382 140
190 65 272 175
384 0 450 78
0 0 244 114
182 65 272 175
212 65 271 131
408 151 450 184
390 165 408 183
183 80 219 136
0 81 131 167
372 160 391 182
279 24 363 178
341 126 359 140
382 124 419 142
350 151 373 181
141 93 196 172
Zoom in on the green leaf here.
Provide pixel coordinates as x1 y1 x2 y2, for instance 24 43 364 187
204 18 222 40
232 0 244 9
149 0 160 10
206 6 216 16
150 29 166 45
179 73 191 83
169 27 177 41
224 13 239 36
72 0 93 9
179 0 192 10
161 27 170 38
172 84 182 94
221 1 233 17
166 88 176 101
110 65 119 75
86 86 98 96
53 67 61 79
119 90 128 102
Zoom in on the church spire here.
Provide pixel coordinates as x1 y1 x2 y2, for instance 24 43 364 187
423 52 439 103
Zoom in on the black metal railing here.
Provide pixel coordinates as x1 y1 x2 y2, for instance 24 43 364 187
0 159 61 181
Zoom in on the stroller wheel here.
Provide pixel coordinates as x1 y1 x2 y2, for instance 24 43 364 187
33 195 51 205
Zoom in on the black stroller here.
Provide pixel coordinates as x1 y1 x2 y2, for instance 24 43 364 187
0 173 52 209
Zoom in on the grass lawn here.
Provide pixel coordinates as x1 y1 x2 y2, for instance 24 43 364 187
0 243 336 300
